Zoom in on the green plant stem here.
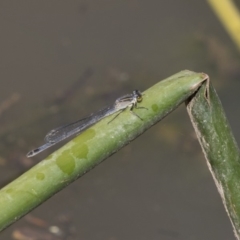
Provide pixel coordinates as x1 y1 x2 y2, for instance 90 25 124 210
0 70 207 231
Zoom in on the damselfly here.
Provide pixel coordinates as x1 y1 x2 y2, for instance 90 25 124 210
27 90 146 157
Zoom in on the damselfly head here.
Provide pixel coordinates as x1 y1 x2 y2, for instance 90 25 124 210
133 90 143 102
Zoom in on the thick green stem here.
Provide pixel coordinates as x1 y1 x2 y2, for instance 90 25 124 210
0 70 207 231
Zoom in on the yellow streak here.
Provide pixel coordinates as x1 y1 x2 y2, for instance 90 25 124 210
207 0 240 51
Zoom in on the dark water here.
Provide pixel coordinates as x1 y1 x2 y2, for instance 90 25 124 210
1 1 240 239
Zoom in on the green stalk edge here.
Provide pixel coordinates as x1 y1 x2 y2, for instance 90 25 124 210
186 80 240 239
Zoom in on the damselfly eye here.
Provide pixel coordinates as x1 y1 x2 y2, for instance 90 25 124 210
133 90 142 102
137 96 142 102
